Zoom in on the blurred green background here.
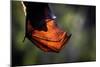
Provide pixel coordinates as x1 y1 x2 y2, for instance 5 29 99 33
11 1 96 66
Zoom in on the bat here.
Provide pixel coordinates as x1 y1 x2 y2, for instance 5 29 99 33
22 1 71 53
